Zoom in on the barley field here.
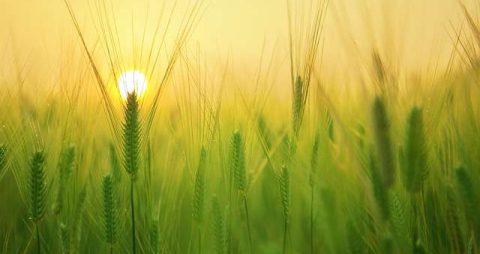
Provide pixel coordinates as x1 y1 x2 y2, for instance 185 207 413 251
1 0 480 253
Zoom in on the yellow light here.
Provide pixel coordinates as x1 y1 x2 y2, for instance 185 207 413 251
118 70 148 100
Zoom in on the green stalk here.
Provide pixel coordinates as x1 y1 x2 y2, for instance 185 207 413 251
279 165 290 254
36 224 40 254
130 180 136 254
310 185 314 254
242 194 253 253
122 92 141 254
310 132 320 254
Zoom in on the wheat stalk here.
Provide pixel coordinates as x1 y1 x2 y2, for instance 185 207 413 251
279 164 290 254
122 92 141 254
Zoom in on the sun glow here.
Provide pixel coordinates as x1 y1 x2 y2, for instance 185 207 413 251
118 70 148 100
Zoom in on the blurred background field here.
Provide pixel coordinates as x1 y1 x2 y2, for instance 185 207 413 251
1 0 480 253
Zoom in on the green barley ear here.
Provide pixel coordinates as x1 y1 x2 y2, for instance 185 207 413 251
193 147 207 223
455 166 480 231
279 164 290 254
281 134 297 163
102 174 118 245
231 130 247 192
389 192 409 251
150 219 160 254
372 96 395 188
369 151 389 221
212 196 225 254
413 240 426 254
327 112 335 142
402 107 428 192
292 76 304 136
54 144 76 215
310 131 320 187
279 165 290 224
29 150 47 223
123 92 141 179
0 144 7 170
446 186 465 253
58 222 70 254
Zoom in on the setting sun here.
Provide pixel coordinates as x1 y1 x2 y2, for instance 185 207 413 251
118 70 147 100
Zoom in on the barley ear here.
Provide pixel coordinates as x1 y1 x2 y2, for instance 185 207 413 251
102 174 118 244
292 76 304 136
455 166 480 232
231 130 247 192
123 92 141 179
29 150 47 223
193 146 207 223
402 107 428 192
372 96 395 188
150 219 160 254
58 222 70 254
369 151 389 221
54 144 76 215
279 165 290 224
310 131 320 187
0 144 7 171
212 196 226 254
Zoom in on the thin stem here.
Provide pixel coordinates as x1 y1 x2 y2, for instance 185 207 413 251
283 219 288 254
110 244 113 254
198 225 202 254
310 185 314 254
36 224 40 254
130 179 136 254
243 194 253 253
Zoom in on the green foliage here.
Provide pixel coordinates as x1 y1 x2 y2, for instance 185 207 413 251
3 5 480 254
28 150 47 223
346 220 365 254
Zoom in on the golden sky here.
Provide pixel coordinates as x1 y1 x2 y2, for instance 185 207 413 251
0 0 474 85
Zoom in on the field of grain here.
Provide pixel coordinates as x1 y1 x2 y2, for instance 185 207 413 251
1 0 480 253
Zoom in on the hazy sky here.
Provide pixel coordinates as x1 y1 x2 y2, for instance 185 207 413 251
0 0 474 84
